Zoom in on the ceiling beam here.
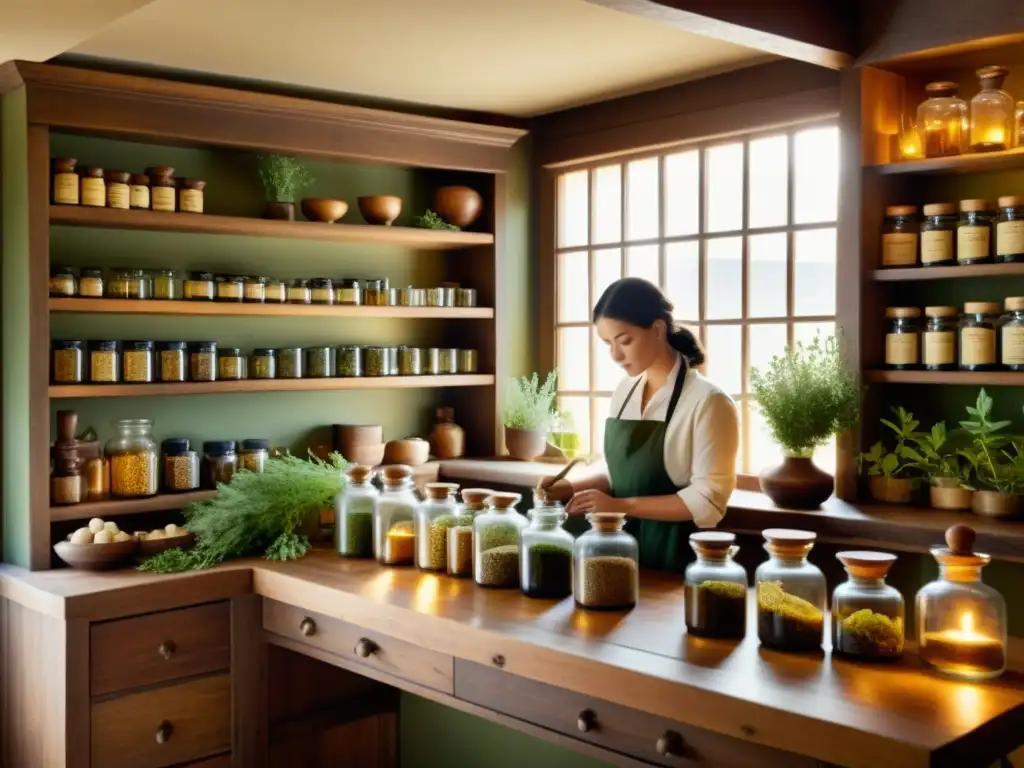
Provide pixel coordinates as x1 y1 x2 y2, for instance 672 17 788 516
584 0 856 69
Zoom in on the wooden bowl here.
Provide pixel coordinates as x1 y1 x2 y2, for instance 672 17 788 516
358 195 402 226
54 538 138 570
138 531 196 557
301 197 349 223
433 186 482 228
334 424 383 448
344 442 386 467
384 438 430 466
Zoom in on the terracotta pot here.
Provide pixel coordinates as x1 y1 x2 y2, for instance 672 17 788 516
929 479 973 511
758 455 834 509
264 201 296 220
430 407 465 459
868 475 914 504
972 490 1021 519
432 185 483 228
504 426 547 461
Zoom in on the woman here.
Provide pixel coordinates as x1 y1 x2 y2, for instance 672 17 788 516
541 277 739 572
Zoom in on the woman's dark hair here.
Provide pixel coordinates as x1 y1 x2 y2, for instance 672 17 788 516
592 277 705 367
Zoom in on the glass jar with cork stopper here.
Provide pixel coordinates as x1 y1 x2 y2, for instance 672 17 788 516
920 203 957 266
957 199 993 264
831 551 904 660
474 491 526 588
684 531 747 639
105 171 130 210
755 529 826 652
881 206 919 268
80 166 105 207
147 166 176 212
885 307 921 369
106 418 159 498
415 482 463 572
51 411 83 506
1002 297 1024 370
336 464 378 558
52 157 79 205
520 490 573 599
916 524 1006 681
959 302 1000 371
917 81 968 158
970 66 1013 152
129 173 150 209
373 464 418 565
574 513 639 610
996 196 1024 263
923 306 958 371
448 488 492 578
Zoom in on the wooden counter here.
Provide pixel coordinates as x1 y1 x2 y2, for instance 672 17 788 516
3 551 1024 768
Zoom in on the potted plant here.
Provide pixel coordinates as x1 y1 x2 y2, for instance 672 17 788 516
856 406 919 504
902 422 973 510
257 154 314 220
750 334 859 509
502 371 558 461
958 389 1021 518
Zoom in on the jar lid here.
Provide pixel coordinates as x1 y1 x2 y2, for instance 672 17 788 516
126 340 154 350
203 440 236 455
216 275 243 283
53 339 84 349
381 464 413 485
997 195 1024 208
82 166 104 177
291 279 309 287
145 165 175 178
252 348 276 356
162 437 191 455
246 276 268 284
337 344 362 351
155 269 177 276
959 198 990 212
964 301 1001 314
191 271 214 281
218 347 242 357
425 482 460 500
932 523 990 569
1006 297 1024 311
689 531 736 553
885 306 921 318
460 488 493 506
241 438 269 450
836 551 897 579
586 512 627 531
190 341 217 352
90 340 118 351
130 173 150 185
346 464 373 483
52 156 76 168
884 205 917 217
977 65 1009 81
763 528 816 545
180 178 206 190
51 265 75 275
159 341 187 350
922 202 956 216
104 170 131 183
924 80 958 95
311 277 334 287
924 305 958 317
80 268 103 278
488 491 522 510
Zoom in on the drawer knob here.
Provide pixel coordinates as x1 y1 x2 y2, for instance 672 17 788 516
155 721 174 744
577 709 596 733
355 637 378 658
656 730 685 757
299 617 317 637
157 641 176 660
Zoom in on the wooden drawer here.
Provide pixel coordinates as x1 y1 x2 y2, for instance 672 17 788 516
263 599 453 694
91 602 230 696
91 673 231 768
455 661 820 768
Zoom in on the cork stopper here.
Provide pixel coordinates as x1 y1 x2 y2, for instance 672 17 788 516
925 305 958 318
763 528 816 557
345 464 372 484
998 196 1024 208
104 170 131 184
964 301 1001 315
977 65 1009 85
488 491 521 510
885 205 918 217
932 523 990 569
837 551 897 580
923 202 956 217
461 488 493 510
885 306 922 319
425 482 459 500
690 531 737 559
1005 297 1024 312
586 512 627 532
925 80 958 96
959 199 990 213
381 464 413 487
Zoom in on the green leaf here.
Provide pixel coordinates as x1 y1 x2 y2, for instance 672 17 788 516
880 452 900 476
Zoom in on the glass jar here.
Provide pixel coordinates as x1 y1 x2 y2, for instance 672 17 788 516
458 349 478 374
129 173 150 209
50 266 76 297
1001 297 1024 370
84 456 110 502
957 200 993 264
923 306 958 371
456 288 478 307
415 482 463 571
105 170 130 209
387 347 399 377
159 341 187 382
190 341 217 382
1018 101 1024 148
448 488 493 578
920 203 956 266
423 348 441 375
184 272 215 301
52 340 85 384
78 268 104 298
218 348 246 380
755 529 826 652
365 346 388 377
52 157 79 205
216 275 244 302
51 456 83 507
336 345 362 377
147 166 176 212
162 437 199 493
239 438 269 473
426 287 445 307
250 348 276 379
916 524 1006 681
122 341 155 383
264 279 286 304
305 347 333 378
288 279 311 304
439 348 459 375
89 341 120 383
334 279 362 305
80 166 105 207
150 270 180 300
108 268 151 299
278 348 303 379
574 513 639 609
832 551 904 660
970 66 1013 152
520 494 573 599
336 464 379 557
684 532 748 639
995 196 1024 263
106 418 159 498
884 307 921 369
364 279 385 306
398 346 421 376
917 81 968 158
202 440 238 488
881 206 919 268
373 465 418 565
960 302 1000 371
474 492 526 588
310 277 334 305
243 276 266 303
178 178 205 214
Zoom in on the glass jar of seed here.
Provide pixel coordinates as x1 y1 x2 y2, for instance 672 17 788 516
415 482 463 571
337 464 378 558
311 277 334 305
189 341 217 382
365 346 388 377
239 438 269 473
336 345 362 377
439 286 457 307
398 346 421 376
520 494 573 599
80 166 105 207
108 268 151 299
438 348 459 374
122 341 155 383
77 268 104 298
288 279 311 304
334 279 361 305
423 348 441 375
52 340 85 384
159 341 188 382
923 307 958 371
305 346 334 378
162 437 199 493
215 275 244 302
374 465 418 565
106 418 159 498
184 271 215 301
473 492 526 588
202 440 238 488
574 513 639 610
958 199 993 264
364 279 388 306
458 349 478 373
264 279 286 303
218 347 246 380
244 276 267 303
960 302 1000 371
249 348 276 379
50 265 76 297
277 348 303 379
129 173 150 209
152 269 182 300
89 340 120 383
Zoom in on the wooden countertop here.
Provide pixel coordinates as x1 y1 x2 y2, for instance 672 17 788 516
4 551 1024 767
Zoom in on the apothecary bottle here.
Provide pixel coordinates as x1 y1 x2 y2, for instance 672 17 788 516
916 525 1006 681
50 266 76 297
885 307 921 369
755 529 825 652
832 552 904 661
122 340 155 383
239 438 269 473
159 341 187 382
80 166 105 207
373 465 417 565
52 157 79 205
310 278 334 305
162 437 199 493
218 348 246 381
881 206 919 268
684 532 747 639
178 178 206 214
520 492 573 599
244 276 266 303
920 203 956 266
129 174 150 209
957 199 993 263
446 488 491 578
305 347 333 378
147 166 176 212
109 268 151 299
336 464 378 558
190 341 217 382
202 440 238 488
216 275 244 302
184 272 215 301
960 302 1000 371
105 171 130 209
288 279 311 304
996 196 1024 263
1001 297 1024 370
250 348 276 379
278 348 303 379
923 306 958 371
264 279 286 303
414 482 462 571
78 268 104 298
917 81 968 158
970 66 1013 152
153 269 181 300
52 340 85 384
474 491 526 588
89 340 120 383
107 418 159 498
574 513 639 610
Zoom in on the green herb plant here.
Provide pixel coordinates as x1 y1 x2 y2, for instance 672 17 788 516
257 154 314 203
411 209 460 230
139 452 346 573
502 370 558 432
855 406 918 479
902 421 971 487
749 334 859 457
958 388 1019 493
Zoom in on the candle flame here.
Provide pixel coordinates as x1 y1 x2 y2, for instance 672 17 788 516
960 611 975 634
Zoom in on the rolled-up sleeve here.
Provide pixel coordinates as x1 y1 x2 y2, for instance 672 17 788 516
676 393 739 528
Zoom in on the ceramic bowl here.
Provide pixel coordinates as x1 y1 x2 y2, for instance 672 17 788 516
138 531 196 558
53 538 139 570
334 423 383 448
358 195 402 226
344 442 386 467
432 186 483 228
384 438 430 466
301 197 349 223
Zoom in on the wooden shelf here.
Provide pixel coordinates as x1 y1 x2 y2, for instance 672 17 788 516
49 205 494 250
870 146 1024 176
865 369 1024 385
49 375 495 399
873 262 1024 282
50 490 216 522
49 298 494 319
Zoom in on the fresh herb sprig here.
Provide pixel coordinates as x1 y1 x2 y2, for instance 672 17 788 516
412 209 460 230
257 154 314 203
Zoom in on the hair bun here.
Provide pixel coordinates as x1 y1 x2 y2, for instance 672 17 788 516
669 325 705 367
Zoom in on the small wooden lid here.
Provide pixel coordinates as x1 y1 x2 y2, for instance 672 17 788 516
923 202 956 216
425 482 459 500
1005 297 1024 311
885 205 918 217
959 198 990 212
932 523 991 568
885 306 921 318
964 301 1001 315
180 178 207 190
461 488 494 507
977 65 1009 81
690 531 735 553
130 173 150 185
587 512 627 531
345 464 372 483
925 80 959 94
104 170 131 184
837 551 897 579
52 157 76 170
763 528 816 545
997 196 1024 208
381 464 412 484
82 166 104 177
924 305 958 317
145 165 175 178
488 491 521 509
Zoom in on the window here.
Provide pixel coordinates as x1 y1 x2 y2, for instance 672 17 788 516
553 124 839 477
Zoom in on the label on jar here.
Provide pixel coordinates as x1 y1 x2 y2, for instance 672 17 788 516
53 173 79 205
180 188 204 213
130 184 150 209
49 276 75 296
106 182 129 210
80 177 105 207
1002 325 1024 365
923 331 955 365
152 186 176 212
311 288 332 303
958 226 990 262
997 220 1024 256
217 283 242 299
882 233 918 266
885 333 918 365
960 327 996 366
921 230 953 264
265 284 285 302
78 277 103 298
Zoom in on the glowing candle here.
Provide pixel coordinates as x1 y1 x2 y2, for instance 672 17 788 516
920 611 1006 680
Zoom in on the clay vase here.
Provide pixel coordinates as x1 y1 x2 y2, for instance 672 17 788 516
504 427 547 461
430 407 465 459
928 478 973 511
759 455 834 510
433 186 483 228
868 475 914 504
264 201 296 220
972 490 1021 519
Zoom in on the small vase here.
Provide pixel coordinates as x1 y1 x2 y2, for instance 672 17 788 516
929 478 973 511
430 407 464 459
868 475 914 504
504 427 547 461
759 455 834 509
972 490 1020 519
264 201 296 220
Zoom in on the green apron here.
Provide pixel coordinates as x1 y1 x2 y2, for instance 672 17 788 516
604 365 694 573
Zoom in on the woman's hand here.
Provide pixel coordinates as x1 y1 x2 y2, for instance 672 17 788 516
536 477 574 503
567 489 625 516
